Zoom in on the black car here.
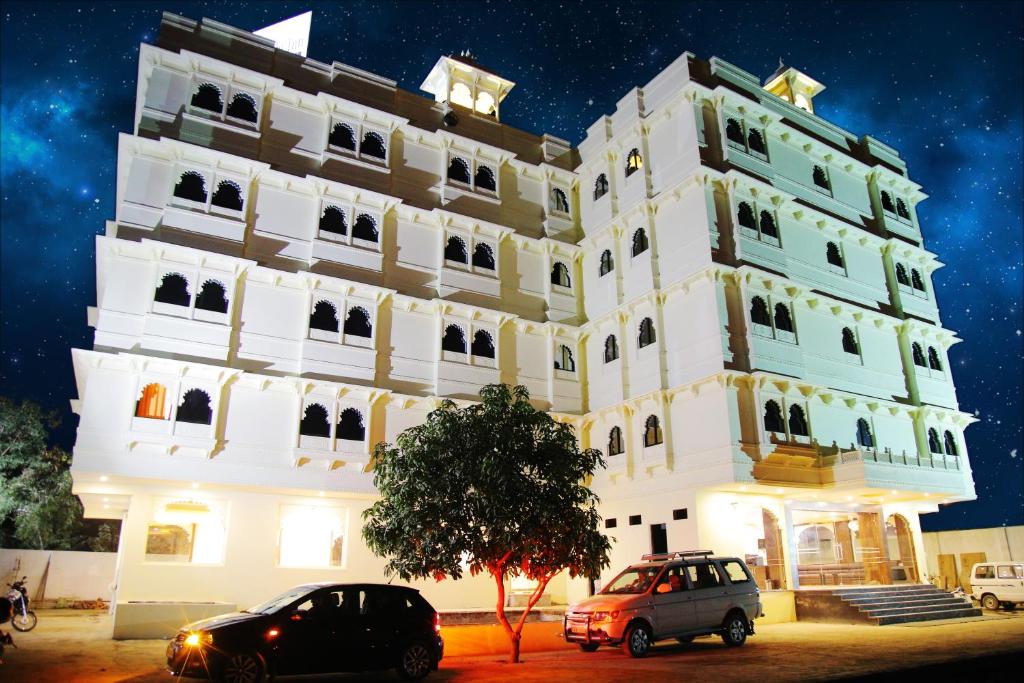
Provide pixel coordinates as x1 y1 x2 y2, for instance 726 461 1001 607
167 582 443 682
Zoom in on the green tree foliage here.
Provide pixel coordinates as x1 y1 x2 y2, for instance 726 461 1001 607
363 384 611 663
0 398 85 549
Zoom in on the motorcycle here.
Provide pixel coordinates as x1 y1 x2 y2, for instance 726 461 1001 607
6 577 36 632
0 593 14 663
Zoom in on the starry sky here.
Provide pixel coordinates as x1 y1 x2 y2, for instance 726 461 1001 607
1 1 1021 532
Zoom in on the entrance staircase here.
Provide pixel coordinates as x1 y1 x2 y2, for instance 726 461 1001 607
795 584 982 625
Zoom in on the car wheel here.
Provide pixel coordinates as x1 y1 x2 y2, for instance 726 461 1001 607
220 653 265 683
578 642 600 652
675 635 694 644
397 641 434 680
981 594 1000 611
11 610 37 632
721 614 748 647
622 622 652 658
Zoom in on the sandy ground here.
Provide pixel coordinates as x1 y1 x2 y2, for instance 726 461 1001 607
1 608 1022 682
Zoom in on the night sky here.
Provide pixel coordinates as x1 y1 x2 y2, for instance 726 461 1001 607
1 1 1021 532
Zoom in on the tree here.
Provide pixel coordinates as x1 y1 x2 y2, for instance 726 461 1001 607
363 384 611 663
0 398 85 549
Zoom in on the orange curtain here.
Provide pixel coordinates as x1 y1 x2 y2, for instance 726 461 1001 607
135 383 167 419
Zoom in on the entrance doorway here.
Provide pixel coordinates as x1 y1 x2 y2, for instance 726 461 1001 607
886 514 919 582
650 523 667 555
793 509 889 587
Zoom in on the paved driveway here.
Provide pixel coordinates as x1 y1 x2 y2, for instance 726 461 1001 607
2 609 1023 681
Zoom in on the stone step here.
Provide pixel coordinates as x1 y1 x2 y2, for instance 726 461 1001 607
854 597 968 612
863 600 974 617
873 606 982 625
831 584 939 594
832 587 940 600
843 592 957 605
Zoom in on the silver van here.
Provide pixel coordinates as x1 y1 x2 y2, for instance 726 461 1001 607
970 561 1024 610
563 550 762 657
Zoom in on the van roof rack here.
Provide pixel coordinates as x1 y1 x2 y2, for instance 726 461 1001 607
641 549 714 562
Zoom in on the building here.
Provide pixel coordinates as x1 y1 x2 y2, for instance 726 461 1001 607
68 13 976 636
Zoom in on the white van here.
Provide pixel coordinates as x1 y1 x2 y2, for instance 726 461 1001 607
969 562 1024 610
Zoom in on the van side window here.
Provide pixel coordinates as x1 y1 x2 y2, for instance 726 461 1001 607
655 567 689 593
975 565 995 579
997 565 1016 579
720 560 751 584
686 562 723 589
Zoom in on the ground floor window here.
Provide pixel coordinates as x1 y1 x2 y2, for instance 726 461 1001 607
728 504 787 590
793 509 889 586
278 504 348 569
145 497 227 564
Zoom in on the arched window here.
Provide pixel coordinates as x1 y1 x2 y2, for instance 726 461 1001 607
226 93 258 123
788 404 809 437
737 202 756 230
631 228 649 256
329 122 356 150
442 324 466 353
608 426 624 456
173 171 207 203
155 273 191 307
599 249 614 276
910 268 925 291
842 327 859 355
943 430 958 456
300 403 330 437
604 334 619 363
195 280 229 314
774 303 794 333
319 205 347 235
551 188 570 213
353 214 378 242
927 427 942 454
638 317 656 348
625 148 643 177
750 296 771 326
475 165 496 191
880 190 895 213
360 131 386 159
895 263 910 286
211 180 243 211
191 83 223 113
726 118 744 145
337 407 365 441
445 236 468 263
856 418 874 448
472 243 495 270
448 157 470 184
759 210 778 238
176 388 213 425
911 342 926 367
135 383 167 419
763 400 784 433
471 330 495 358
747 128 766 155
309 300 339 333
555 344 575 372
826 242 844 268
593 174 609 200
343 306 372 338
812 165 830 190
643 415 663 447
927 346 943 371
551 262 571 288
896 198 910 219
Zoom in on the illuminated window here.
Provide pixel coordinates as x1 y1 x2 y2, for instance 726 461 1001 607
826 242 845 268
943 430 958 456
176 388 212 425
195 280 228 314
135 383 168 420
329 122 356 151
856 418 874 448
625 148 643 177
472 243 495 270
631 228 649 256
551 188 570 214
450 82 473 109
599 249 614 276
593 174 609 200
278 504 347 569
912 342 927 367
319 205 347 236
300 403 331 438
191 83 223 113
472 330 495 359
604 334 619 363
226 93 258 123
343 307 372 338
638 317 656 348
750 296 771 327
154 272 191 307
608 426 624 455
842 327 859 355
146 497 227 564
475 91 496 116
173 171 207 203
337 408 365 441
643 415 663 447
353 214 378 242
551 262 571 288
445 236 468 263
763 400 784 433
927 428 942 454
927 346 943 371
310 300 339 333
442 324 467 353
555 344 575 372
788 405 809 437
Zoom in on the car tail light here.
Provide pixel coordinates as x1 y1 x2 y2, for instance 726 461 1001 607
266 627 280 640
434 613 441 634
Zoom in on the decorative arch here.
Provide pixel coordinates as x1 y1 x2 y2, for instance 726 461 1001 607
551 187 570 213
154 272 191 307
599 249 614 276
445 235 468 263
812 165 830 190
759 210 778 238
927 346 943 371
555 344 575 372
360 131 387 159
895 262 910 286
761 508 787 590
353 214 378 242
343 306 372 338
885 514 920 582
927 427 942 454
911 342 926 367
441 324 467 353
643 415 663 447
604 334 619 363
309 300 339 333
625 148 643 176
176 388 213 425
763 400 784 433
608 426 624 456
750 296 771 326
191 82 223 113
551 262 571 288
211 180 244 211
300 403 331 437
826 241 844 268
896 198 910 219
943 430 958 456
319 205 347 235
638 317 656 347
593 173 609 200
448 157 470 184
788 404 809 437
911 268 926 291
774 303 794 332
631 228 649 256
747 128 766 155
471 329 495 358
842 327 859 355
337 407 365 441
474 165 496 191
173 171 207 203
195 279 229 314
472 243 495 270
856 418 874 448
135 383 168 420
726 118 744 145
881 190 895 213
738 201 756 229
329 122 356 150
226 93 258 123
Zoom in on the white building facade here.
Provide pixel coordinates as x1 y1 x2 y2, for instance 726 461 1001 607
69 14 976 635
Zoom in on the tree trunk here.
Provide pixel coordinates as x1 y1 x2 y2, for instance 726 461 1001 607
492 569 521 663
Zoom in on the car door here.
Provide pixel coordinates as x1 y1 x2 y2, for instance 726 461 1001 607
274 589 342 675
719 559 757 616
997 565 1024 602
685 561 730 630
650 566 698 637
351 587 407 670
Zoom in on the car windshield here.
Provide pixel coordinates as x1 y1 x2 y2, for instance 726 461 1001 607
600 566 663 595
246 586 316 615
